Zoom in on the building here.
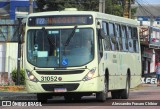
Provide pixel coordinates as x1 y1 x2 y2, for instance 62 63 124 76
0 0 35 85
135 5 160 76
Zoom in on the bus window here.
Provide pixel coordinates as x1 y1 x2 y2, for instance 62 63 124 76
34 30 50 52
128 27 134 52
115 24 121 51
109 23 116 51
27 28 94 67
121 25 128 51
132 27 139 52
102 21 109 35
102 22 111 51
117 25 123 51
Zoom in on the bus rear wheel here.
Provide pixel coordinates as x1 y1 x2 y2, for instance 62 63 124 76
111 91 121 99
111 76 130 99
96 77 108 102
120 77 130 99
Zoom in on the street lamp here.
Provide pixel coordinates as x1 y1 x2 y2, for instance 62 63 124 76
16 18 23 85
15 12 28 85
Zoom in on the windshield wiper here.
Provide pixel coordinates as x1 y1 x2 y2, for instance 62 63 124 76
64 25 77 46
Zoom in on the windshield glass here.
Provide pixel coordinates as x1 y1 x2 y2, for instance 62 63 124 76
27 28 94 67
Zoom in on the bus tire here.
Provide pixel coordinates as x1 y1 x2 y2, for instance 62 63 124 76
120 76 130 99
111 91 121 99
96 77 108 102
37 93 48 103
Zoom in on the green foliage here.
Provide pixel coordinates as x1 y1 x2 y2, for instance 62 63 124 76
131 7 137 19
35 0 136 17
11 69 25 85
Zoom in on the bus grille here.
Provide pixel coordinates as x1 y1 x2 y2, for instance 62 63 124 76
36 70 84 75
41 83 79 91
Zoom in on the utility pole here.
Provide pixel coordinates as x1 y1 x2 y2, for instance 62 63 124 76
16 18 22 86
99 0 105 13
123 0 131 18
29 0 33 13
103 0 105 13
129 0 131 18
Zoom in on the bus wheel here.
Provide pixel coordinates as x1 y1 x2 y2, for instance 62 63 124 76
96 77 108 102
111 91 121 99
120 77 130 99
37 93 48 103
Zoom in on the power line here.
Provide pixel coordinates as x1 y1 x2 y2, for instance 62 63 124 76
135 0 155 17
140 0 160 16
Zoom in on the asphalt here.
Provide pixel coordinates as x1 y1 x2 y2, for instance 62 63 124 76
0 92 36 100
0 83 159 100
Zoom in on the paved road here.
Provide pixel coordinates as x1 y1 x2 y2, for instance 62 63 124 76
0 92 36 100
0 84 160 109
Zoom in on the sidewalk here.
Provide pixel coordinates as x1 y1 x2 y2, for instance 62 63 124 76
131 83 160 92
0 91 36 100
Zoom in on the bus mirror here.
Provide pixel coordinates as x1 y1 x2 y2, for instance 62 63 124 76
98 29 106 39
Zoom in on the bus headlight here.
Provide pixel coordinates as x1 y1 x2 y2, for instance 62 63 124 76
82 67 96 81
26 69 38 82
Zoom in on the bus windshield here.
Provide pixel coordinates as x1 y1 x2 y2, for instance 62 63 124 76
27 28 94 68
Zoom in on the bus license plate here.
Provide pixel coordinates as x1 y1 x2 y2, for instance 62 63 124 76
54 88 67 92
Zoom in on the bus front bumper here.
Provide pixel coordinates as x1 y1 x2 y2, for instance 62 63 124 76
26 76 104 93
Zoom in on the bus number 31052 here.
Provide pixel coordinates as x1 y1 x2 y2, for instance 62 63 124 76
41 76 58 81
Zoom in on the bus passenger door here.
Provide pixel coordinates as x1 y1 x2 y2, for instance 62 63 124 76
97 20 106 88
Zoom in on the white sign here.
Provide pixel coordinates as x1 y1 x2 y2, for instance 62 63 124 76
141 77 157 84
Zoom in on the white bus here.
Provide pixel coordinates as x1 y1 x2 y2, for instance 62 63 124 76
24 9 142 102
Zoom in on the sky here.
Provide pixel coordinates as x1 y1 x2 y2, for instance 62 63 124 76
137 0 160 4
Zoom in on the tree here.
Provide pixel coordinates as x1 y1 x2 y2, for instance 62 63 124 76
35 0 136 17
11 69 25 85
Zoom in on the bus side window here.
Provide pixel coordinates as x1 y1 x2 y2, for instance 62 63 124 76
128 26 134 52
102 21 111 51
118 25 123 51
109 23 116 51
132 27 139 53
121 25 128 52
102 21 109 35
115 24 121 51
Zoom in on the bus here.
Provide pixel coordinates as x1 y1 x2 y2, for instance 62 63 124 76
24 8 142 102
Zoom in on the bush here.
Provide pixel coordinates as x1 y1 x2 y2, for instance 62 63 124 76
11 69 25 85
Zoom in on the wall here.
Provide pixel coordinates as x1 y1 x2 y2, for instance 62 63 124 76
5 43 18 83
0 43 18 85
0 43 6 84
0 43 6 73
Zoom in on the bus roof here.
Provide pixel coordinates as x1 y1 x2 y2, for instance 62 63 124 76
28 10 139 26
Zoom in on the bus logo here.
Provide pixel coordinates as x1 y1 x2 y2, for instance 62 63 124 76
62 57 68 66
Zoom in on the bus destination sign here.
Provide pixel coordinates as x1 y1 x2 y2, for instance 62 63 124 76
28 15 93 26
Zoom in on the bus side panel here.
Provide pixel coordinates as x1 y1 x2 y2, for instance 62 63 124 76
130 53 142 88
